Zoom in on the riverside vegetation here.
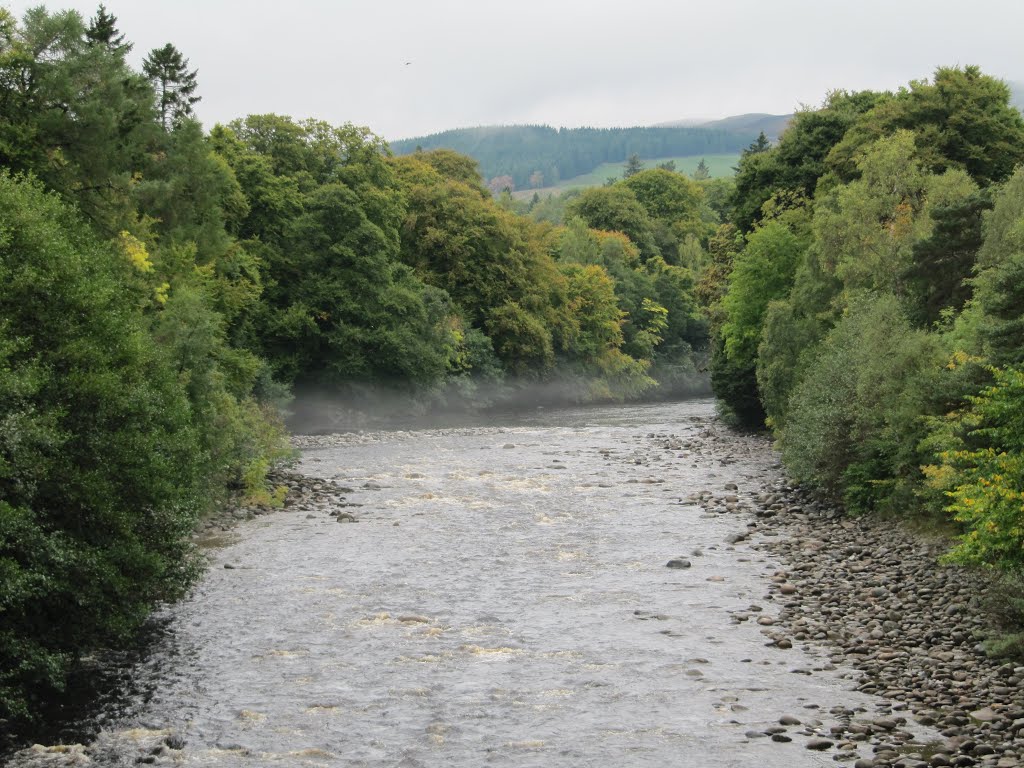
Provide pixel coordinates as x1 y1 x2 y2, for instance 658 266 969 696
0 4 711 732
709 65 1024 584
2 0 1024 748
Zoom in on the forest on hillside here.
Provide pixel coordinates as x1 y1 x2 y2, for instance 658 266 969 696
389 124 761 192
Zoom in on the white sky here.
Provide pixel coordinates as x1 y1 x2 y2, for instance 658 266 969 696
4 0 1023 141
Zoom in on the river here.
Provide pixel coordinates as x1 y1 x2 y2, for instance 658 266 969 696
12 399 935 766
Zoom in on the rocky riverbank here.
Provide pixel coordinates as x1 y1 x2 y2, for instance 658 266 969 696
694 449 1024 768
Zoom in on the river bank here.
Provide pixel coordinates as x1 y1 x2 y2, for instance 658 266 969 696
7 403 1020 767
675 419 1024 768
747 482 1024 768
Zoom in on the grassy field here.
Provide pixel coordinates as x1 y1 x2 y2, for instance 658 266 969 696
512 153 738 199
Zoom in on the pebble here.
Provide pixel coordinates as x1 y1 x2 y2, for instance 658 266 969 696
748 475 1024 768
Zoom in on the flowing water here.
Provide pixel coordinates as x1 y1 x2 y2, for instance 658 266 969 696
18 399 915 766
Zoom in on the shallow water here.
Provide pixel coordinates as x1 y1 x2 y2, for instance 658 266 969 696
26 400 915 765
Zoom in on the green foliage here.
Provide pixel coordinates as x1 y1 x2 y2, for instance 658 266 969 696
721 214 810 363
827 66 1024 188
216 117 457 389
780 295 943 511
924 366 1024 571
730 90 882 232
623 168 708 260
964 167 1024 367
904 191 991 327
85 4 129 54
712 213 811 426
756 297 822 429
622 153 644 178
142 43 200 130
566 185 660 260
0 173 206 720
0 11 294 726
0 7 161 234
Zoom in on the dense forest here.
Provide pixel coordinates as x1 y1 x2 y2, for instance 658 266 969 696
0 5 718 728
709 66 1024 588
389 124 762 191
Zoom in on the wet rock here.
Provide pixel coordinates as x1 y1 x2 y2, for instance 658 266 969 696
806 737 834 750
164 735 186 750
666 558 691 569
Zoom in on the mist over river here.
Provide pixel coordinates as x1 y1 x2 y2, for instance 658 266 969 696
12 399 944 766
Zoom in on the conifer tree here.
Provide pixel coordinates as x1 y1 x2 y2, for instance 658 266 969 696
143 43 200 129
85 4 130 55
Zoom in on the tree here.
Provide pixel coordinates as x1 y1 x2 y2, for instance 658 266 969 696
904 191 992 327
487 175 514 195
746 132 772 155
712 212 811 427
780 294 943 511
729 92 882 233
960 167 1024 367
566 185 660 260
143 43 200 130
0 173 207 722
0 7 161 233
827 66 1024 188
692 158 710 180
622 168 708 262
623 153 644 178
803 131 977 314
85 4 130 55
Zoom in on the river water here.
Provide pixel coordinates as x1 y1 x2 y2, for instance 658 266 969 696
22 399 913 766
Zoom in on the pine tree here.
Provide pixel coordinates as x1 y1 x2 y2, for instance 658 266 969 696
143 43 200 130
743 131 772 156
85 4 131 55
692 158 710 180
623 153 644 178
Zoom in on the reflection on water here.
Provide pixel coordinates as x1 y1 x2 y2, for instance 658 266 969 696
14 400 902 765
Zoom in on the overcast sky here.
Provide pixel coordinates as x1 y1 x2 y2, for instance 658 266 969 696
4 0 1023 141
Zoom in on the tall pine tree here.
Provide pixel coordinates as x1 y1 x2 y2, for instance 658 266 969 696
143 43 200 130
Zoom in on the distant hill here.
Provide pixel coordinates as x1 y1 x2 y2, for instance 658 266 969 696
699 113 792 139
657 112 792 140
388 124 762 191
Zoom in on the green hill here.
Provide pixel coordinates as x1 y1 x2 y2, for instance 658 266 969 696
388 124 760 191
699 113 792 138
513 153 739 199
